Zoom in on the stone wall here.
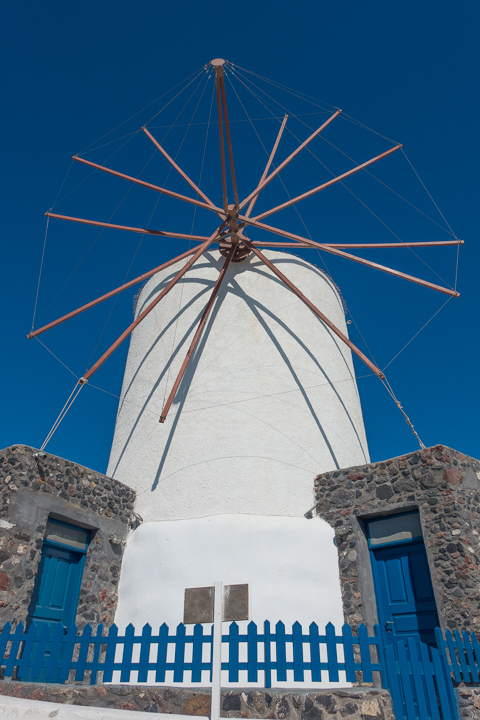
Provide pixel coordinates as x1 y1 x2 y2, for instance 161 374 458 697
0 445 136 629
314 444 480 635
2 443 479 718
459 689 480 719
0 681 394 719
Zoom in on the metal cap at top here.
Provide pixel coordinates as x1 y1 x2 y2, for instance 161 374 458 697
210 58 226 67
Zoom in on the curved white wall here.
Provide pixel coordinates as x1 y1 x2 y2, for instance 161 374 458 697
107 250 369 521
114 514 348 688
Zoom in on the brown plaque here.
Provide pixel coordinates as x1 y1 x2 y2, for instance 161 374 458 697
223 584 249 622
183 586 215 624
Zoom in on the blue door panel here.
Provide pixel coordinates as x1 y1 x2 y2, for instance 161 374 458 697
384 557 409 603
50 557 68 605
394 614 422 633
371 539 440 649
33 555 48 609
394 611 439 633
409 552 435 601
50 559 72 609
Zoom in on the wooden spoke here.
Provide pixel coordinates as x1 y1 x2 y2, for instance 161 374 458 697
243 239 385 379
250 241 312 248
239 110 342 211
253 144 402 221
81 223 228 382
159 243 236 423
214 68 229 213
219 75 240 209
250 240 464 249
238 216 460 297
73 155 226 219
46 212 208 242
28 248 202 339
142 127 224 220
244 114 288 219
321 240 464 249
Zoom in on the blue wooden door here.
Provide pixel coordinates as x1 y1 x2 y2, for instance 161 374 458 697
27 544 84 628
371 540 440 649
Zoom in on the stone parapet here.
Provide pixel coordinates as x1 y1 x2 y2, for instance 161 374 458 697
314 445 480 635
0 681 394 719
0 445 136 628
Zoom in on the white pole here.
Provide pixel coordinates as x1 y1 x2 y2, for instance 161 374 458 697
211 581 223 720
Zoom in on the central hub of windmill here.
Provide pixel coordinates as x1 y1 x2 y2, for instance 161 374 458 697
219 204 251 262
218 231 251 262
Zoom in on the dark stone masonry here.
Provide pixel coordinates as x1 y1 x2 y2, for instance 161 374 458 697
0 444 136 629
459 689 480 720
314 445 480 637
0 681 394 719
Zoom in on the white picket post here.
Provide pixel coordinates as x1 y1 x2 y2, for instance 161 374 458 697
211 581 223 720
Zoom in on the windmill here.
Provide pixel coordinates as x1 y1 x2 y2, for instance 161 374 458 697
25 58 463 690
28 58 461 442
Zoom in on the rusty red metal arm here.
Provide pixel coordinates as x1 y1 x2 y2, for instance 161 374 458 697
219 75 240 209
244 114 288 220
45 212 209 242
238 216 460 297
243 239 385 379
239 110 342 211
73 155 226 218
142 127 224 220
253 144 402 221
81 223 227 382
214 71 229 213
159 243 236 423
250 240 464 249
28 248 202 339
326 240 464 249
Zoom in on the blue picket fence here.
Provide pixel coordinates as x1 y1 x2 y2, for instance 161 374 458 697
2 618 480 720
385 637 459 720
435 627 480 684
0 620 386 687
380 629 480 720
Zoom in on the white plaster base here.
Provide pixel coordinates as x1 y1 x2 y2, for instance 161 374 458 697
114 515 349 689
0 695 201 720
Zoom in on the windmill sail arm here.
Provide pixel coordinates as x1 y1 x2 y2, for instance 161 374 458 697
244 114 288 219
142 127 223 220
240 110 342 211
219 74 240 209
250 240 463 249
159 243 237 423
238 217 460 297
73 155 226 219
27 247 201 339
214 68 229 213
243 239 385 380
45 212 209 242
81 224 227 382
252 143 402 221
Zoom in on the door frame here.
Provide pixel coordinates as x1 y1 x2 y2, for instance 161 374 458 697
22 519 90 682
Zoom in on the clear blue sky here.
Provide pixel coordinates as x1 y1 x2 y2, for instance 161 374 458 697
1 1 478 473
